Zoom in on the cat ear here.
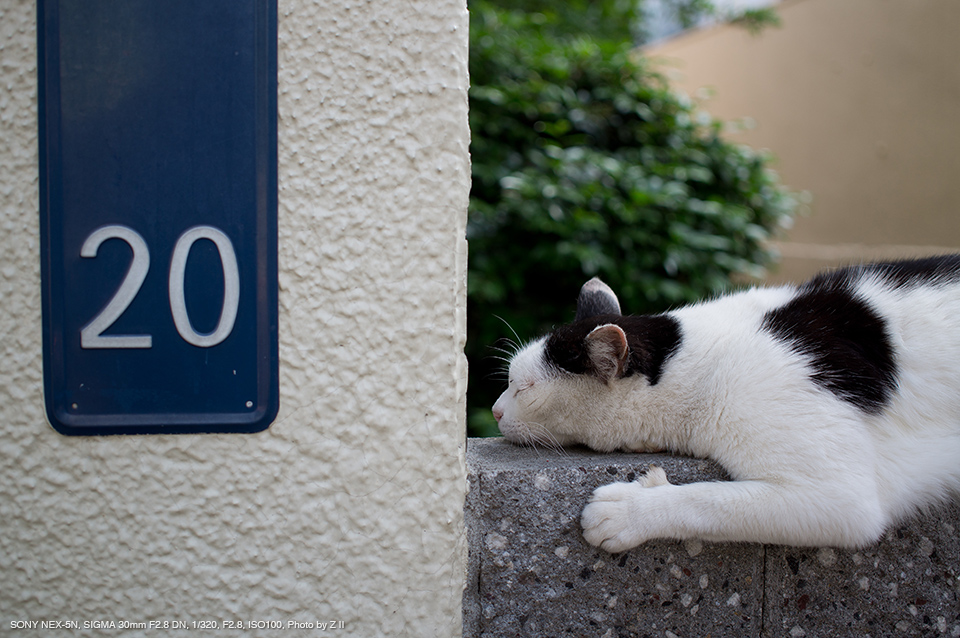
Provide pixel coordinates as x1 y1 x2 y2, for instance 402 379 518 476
576 277 621 321
585 323 629 383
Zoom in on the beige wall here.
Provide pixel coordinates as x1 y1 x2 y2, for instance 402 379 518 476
650 0 960 283
0 0 469 635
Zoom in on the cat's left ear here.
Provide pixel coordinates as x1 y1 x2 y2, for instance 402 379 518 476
576 277 621 321
585 324 629 383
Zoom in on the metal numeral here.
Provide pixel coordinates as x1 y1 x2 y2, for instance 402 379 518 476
79 224 239 349
80 225 153 349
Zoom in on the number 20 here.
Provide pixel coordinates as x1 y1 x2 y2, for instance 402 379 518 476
80 224 240 349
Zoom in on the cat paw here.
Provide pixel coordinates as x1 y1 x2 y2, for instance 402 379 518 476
581 482 646 552
581 467 672 553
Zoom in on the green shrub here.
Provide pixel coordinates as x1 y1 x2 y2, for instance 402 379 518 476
467 1 797 436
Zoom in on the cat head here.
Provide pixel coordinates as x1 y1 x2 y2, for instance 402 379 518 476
492 278 680 451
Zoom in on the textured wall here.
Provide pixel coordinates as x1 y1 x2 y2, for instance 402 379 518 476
0 0 469 636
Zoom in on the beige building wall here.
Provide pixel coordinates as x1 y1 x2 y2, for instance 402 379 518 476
650 0 960 283
0 0 469 635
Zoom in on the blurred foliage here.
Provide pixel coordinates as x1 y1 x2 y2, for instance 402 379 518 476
466 0 797 436
727 8 782 35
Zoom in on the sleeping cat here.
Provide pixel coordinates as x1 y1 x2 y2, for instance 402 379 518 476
492 256 960 551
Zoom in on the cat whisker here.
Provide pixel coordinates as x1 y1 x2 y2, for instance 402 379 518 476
489 341 519 355
484 355 513 367
484 372 508 384
521 420 567 456
493 315 524 353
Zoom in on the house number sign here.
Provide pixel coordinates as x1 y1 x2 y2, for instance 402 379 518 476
38 0 279 435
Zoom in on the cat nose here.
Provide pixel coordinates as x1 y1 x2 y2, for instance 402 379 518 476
492 407 503 423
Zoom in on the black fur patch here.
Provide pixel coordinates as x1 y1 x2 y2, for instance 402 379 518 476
545 314 682 385
851 254 960 289
762 266 900 414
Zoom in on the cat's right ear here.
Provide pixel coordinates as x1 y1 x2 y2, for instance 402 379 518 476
576 277 621 322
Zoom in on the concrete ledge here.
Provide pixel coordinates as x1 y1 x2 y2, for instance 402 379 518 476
464 438 960 637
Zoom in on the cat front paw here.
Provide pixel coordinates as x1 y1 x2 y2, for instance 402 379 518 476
581 467 671 553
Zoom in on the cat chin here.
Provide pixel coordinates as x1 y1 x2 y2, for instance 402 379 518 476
496 422 525 444
503 430 575 451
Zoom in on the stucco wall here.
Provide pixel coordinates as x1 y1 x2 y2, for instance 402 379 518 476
649 0 960 283
0 0 469 636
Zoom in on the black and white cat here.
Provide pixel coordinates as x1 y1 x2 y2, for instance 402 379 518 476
492 256 960 551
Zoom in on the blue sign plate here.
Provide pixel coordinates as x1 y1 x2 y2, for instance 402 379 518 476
39 0 278 435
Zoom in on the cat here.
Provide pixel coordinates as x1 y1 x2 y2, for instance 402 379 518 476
492 256 960 551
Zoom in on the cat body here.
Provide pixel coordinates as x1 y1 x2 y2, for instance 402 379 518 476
492 256 960 551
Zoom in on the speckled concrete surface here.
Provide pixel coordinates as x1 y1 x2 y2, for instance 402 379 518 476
465 438 960 638
766 517 960 638
465 439 764 637
0 1 469 635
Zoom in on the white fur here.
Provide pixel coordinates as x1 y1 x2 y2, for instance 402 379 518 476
492 277 960 550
